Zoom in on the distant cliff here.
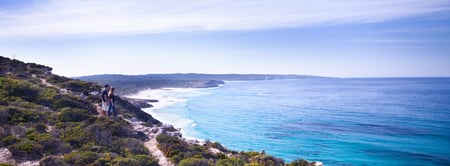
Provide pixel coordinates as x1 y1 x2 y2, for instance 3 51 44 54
78 74 322 95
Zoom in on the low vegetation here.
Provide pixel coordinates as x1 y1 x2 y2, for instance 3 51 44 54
0 56 160 165
157 134 286 166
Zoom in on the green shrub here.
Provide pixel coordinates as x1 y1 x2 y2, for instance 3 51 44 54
156 134 216 164
93 117 132 138
217 153 227 159
1 135 20 146
131 155 159 166
0 163 15 166
216 157 245 166
38 138 72 155
112 138 149 157
178 157 211 166
52 95 96 113
93 152 116 165
26 129 52 141
287 159 309 166
0 78 39 102
58 80 99 93
37 88 58 107
61 125 88 149
8 106 45 124
46 75 71 84
57 107 90 122
8 139 44 159
35 123 47 133
110 157 140 166
63 150 99 165
247 154 284 166
40 156 67 166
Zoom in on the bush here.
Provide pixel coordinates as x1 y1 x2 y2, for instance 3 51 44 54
93 117 133 138
0 163 14 166
287 159 309 166
53 95 96 113
84 124 113 147
8 106 46 124
8 139 44 159
247 154 284 166
131 155 159 166
63 151 99 165
112 138 149 157
56 107 90 122
58 80 99 93
60 125 88 149
46 75 71 84
25 129 52 142
216 157 245 166
40 156 67 166
1 135 20 146
156 134 215 164
37 88 58 107
35 123 47 133
110 157 140 165
0 78 40 102
178 157 211 166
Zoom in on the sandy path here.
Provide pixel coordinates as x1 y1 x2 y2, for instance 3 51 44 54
145 138 174 166
124 118 175 166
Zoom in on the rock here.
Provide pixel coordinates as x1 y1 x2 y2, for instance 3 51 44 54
0 148 15 164
167 132 182 138
18 160 39 166
123 98 156 108
90 91 100 96
150 128 159 133
310 161 323 166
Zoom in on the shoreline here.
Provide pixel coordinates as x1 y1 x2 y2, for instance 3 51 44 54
125 87 213 142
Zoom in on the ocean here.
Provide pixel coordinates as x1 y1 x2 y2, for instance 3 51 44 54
128 78 450 165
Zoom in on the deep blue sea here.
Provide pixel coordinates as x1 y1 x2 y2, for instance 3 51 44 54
131 78 450 165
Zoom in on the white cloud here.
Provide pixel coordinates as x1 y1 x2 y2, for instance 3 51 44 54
355 38 450 44
1 0 449 37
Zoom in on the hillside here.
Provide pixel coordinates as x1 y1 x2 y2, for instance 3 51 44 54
0 56 163 165
0 56 314 166
78 74 322 95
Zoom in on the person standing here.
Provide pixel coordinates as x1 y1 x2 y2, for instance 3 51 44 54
101 84 110 115
108 87 117 117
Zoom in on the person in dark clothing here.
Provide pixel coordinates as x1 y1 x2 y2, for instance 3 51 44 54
108 87 117 117
101 84 110 114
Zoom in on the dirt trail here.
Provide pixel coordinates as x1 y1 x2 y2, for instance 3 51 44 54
126 119 175 166
145 138 174 166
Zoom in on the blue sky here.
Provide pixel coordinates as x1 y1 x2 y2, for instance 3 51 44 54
0 0 450 77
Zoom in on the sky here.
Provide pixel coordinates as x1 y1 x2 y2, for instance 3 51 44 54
0 0 450 77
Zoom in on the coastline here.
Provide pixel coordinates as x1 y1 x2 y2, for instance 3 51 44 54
125 87 213 141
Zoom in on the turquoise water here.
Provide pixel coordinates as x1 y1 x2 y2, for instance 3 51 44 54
135 78 450 165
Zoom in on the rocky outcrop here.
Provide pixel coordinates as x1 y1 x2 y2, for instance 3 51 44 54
123 97 157 109
0 148 14 164
115 96 161 125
